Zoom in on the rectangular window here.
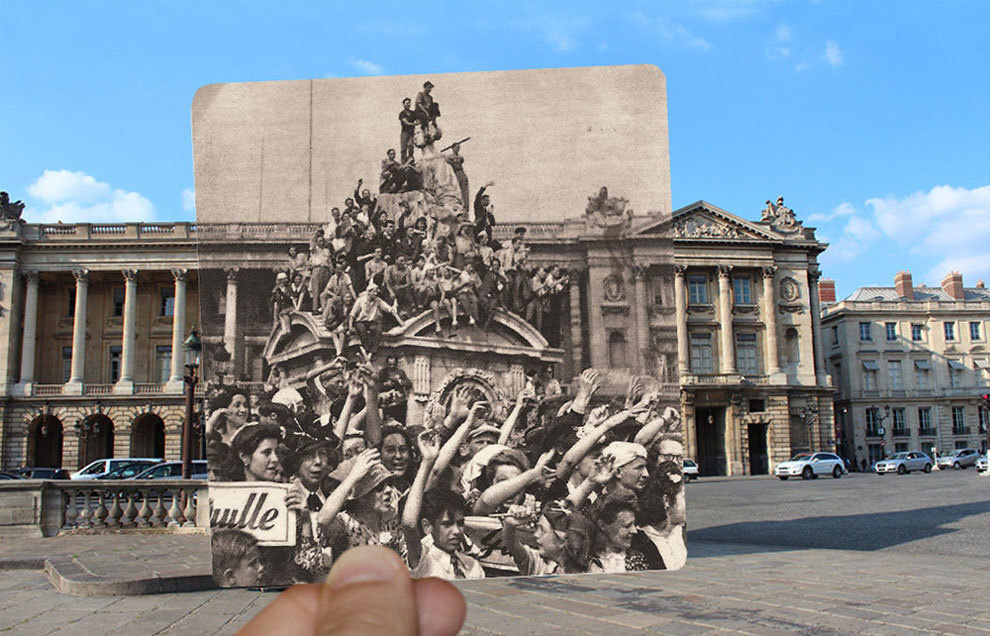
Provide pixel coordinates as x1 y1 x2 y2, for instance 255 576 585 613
651 277 664 306
952 407 966 435
918 407 933 435
690 333 713 374
732 277 752 305
109 346 122 383
832 326 839 345
887 360 903 390
832 363 842 389
955 440 970 450
863 369 877 391
61 346 72 383
66 289 75 317
911 324 923 342
748 399 765 413
979 408 988 434
866 408 881 436
160 288 175 317
736 333 759 375
944 322 955 341
917 368 931 389
892 408 906 436
949 366 961 388
885 322 897 341
859 322 872 342
112 287 125 317
156 346 172 384
970 322 982 341
894 442 909 453
688 275 708 304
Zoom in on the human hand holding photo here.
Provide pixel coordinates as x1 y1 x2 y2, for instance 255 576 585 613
235 545 466 636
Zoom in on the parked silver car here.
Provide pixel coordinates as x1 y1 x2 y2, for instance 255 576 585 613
776 452 848 480
874 451 933 475
937 449 980 470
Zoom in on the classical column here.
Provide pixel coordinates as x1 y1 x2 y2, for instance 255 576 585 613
762 266 781 375
567 269 584 373
808 269 827 385
113 269 139 394
224 268 239 377
674 265 689 376
18 270 41 387
64 268 89 394
631 264 650 375
717 265 735 374
165 268 188 392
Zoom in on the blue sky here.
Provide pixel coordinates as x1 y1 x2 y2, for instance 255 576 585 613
2 1 988 298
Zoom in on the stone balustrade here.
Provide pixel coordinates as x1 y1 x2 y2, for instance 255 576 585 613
0 479 210 538
26 222 197 242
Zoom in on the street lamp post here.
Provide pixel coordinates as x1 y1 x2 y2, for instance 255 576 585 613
871 404 891 459
799 404 819 452
182 326 202 480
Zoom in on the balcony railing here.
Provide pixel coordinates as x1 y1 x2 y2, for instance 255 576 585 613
892 428 910 438
952 426 971 436
135 383 167 394
85 384 115 395
918 427 937 437
33 384 64 396
866 428 883 437
31 222 196 241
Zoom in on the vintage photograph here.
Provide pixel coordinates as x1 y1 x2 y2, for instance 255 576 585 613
192 66 682 586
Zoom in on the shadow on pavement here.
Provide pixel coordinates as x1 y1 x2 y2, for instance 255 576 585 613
685 500 990 555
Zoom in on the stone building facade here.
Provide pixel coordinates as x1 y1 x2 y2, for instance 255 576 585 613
0 222 199 470
821 271 990 468
1 196 833 476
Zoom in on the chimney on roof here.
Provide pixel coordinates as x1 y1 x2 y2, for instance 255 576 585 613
941 271 964 300
818 279 836 304
977 280 986 289
894 271 914 300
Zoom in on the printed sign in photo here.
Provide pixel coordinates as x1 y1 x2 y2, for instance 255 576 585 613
210 483 297 546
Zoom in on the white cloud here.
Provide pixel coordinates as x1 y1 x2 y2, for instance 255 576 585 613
766 22 791 59
630 12 711 50
824 40 843 68
690 0 772 21
28 169 111 204
794 62 810 72
182 187 195 213
821 185 990 282
775 23 792 42
349 59 385 75
24 170 155 224
807 201 856 223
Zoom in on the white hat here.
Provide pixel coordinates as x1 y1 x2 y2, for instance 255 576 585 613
602 441 647 468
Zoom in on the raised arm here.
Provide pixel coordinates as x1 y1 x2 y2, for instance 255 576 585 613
473 450 554 515
565 456 616 511
316 449 380 528
556 406 635 481
333 380 363 442
498 386 533 446
401 431 441 569
427 399 485 491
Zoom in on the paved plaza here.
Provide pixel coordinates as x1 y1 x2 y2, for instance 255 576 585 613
2 470 988 635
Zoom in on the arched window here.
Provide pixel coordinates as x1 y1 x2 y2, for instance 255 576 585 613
608 331 628 369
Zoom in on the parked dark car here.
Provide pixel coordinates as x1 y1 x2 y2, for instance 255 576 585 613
15 467 71 479
0 471 26 480
99 460 162 479
133 461 208 480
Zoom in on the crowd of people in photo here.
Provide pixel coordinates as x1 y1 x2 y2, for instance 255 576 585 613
208 363 686 586
208 80 684 586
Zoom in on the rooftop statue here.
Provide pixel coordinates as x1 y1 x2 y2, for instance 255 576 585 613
0 191 25 221
585 186 631 228
760 196 801 233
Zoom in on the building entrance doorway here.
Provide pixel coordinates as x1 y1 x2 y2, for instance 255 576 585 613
747 423 769 475
130 414 165 458
79 415 114 468
28 415 63 468
695 407 726 476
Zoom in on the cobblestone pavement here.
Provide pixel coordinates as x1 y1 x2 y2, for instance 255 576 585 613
2 540 988 635
1 471 987 634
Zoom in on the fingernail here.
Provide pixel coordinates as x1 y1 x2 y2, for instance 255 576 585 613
325 547 403 590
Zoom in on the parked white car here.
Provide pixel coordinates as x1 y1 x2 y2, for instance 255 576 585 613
977 455 988 473
682 458 699 482
776 452 847 480
875 451 933 475
937 449 981 470
70 458 162 480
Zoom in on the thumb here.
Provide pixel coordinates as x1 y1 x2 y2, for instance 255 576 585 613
317 545 417 636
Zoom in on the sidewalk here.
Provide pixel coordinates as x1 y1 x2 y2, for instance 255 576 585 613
2 532 988 635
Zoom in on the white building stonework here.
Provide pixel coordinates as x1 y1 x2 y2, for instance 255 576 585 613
822 270 990 469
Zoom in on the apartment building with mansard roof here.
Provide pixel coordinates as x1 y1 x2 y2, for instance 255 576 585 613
821 271 990 469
